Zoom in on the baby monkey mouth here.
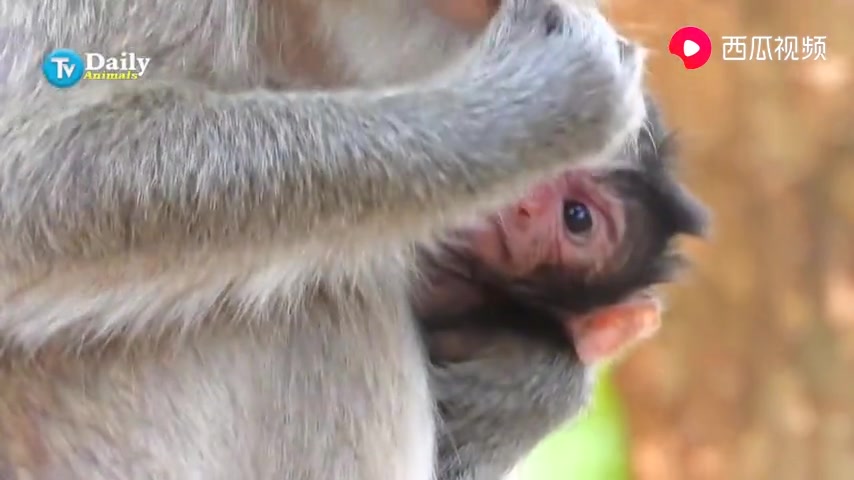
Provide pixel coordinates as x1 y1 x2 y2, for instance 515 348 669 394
422 290 661 367
418 244 663 366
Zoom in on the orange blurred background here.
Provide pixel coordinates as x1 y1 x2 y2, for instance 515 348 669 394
600 0 854 478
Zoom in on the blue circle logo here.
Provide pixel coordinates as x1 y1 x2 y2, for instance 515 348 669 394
42 49 85 88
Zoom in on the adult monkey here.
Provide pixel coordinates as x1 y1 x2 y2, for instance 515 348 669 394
0 0 646 479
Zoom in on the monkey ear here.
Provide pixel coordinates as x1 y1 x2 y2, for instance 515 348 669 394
426 0 500 31
669 183 712 238
564 297 661 365
650 133 712 239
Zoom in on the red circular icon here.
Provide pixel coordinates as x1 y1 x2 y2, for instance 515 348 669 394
669 26 712 70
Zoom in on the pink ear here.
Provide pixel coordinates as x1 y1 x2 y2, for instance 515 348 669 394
565 299 661 365
425 0 499 31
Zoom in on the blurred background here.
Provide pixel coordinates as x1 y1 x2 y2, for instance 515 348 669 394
517 0 854 479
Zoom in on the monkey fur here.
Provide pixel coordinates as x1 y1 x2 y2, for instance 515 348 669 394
418 98 709 480
0 0 647 479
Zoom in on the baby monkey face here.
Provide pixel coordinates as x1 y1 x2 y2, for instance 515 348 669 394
457 169 626 279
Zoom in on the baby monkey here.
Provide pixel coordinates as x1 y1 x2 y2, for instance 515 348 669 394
414 100 710 480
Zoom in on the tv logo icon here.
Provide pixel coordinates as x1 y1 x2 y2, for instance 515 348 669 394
42 49 151 88
42 49 86 88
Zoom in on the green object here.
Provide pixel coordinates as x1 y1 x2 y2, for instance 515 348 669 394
514 370 631 480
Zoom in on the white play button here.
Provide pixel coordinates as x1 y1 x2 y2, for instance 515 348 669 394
683 40 700 57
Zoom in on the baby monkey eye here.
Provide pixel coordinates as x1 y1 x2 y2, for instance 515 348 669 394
563 200 594 235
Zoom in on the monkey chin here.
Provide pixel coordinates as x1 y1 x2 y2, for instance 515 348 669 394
564 291 662 365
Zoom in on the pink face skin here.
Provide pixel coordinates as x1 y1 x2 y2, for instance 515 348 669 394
419 169 656 366
458 170 627 279
416 169 626 316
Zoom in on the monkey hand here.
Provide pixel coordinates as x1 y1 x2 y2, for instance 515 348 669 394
444 0 647 170
428 296 662 480
430 325 592 480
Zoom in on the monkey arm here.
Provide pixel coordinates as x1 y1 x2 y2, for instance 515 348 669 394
0 79 599 350
429 301 664 480
0 0 646 351
432 340 592 480
0 79 611 269
0 0 647 268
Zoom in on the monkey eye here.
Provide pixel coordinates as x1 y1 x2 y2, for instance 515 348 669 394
563 200 594 235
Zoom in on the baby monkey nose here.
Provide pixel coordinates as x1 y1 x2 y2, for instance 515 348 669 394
515 183 555 219
516 200 542 219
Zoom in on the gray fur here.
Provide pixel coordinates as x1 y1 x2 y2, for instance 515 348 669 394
433 336 593 480
427 95 710 480
0 0 646 478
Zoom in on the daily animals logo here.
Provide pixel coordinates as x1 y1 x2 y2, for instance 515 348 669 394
42 49 151 88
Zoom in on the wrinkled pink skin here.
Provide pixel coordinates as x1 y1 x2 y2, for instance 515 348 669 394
417 169 660 365
415 169 626 319
460 170 625 278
